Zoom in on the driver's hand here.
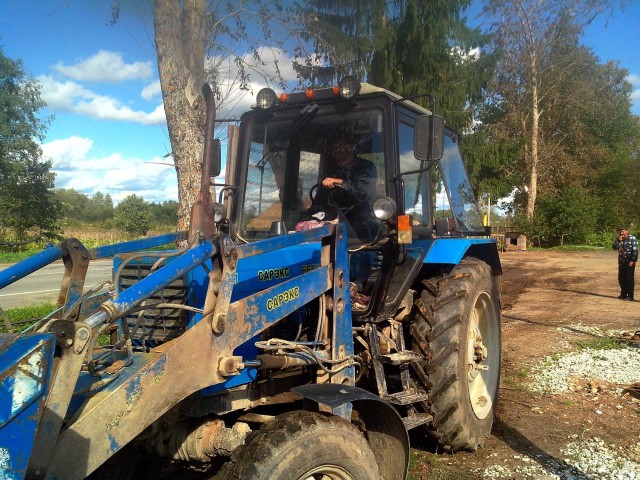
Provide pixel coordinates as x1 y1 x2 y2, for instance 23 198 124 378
322 177 343 189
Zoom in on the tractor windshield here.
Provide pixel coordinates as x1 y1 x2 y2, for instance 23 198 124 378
439 135 485 234
239 108 386 242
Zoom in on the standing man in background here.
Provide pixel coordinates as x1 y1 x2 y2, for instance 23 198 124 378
613 227 638 301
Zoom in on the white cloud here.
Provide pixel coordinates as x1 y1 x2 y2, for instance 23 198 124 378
141 81 162 101
54 50 153 83
38 75 166 125
41 136 94 171
208 47 315 118
42 136 177 204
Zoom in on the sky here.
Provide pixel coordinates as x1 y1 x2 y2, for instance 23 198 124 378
1 0 639 205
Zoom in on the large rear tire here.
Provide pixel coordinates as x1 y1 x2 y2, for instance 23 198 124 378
410 257 501 451
217 411 380 480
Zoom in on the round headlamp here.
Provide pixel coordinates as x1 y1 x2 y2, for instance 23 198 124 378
372 196 396 221
256 88 277 109
338 76 361 100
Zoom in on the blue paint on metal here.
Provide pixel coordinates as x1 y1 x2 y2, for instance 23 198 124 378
330 225 355 381
0 246 63 289
90 232 185 259
124 355 167 407
414 238 497 265
0 333 55 479
229 265 331 338
196 243 321 395
108 434 120 456
236 224 334 259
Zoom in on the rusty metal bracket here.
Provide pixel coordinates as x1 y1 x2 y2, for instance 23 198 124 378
26 320 94 479
58 238 91 321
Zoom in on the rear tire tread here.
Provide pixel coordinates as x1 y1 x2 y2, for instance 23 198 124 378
410 257 501 452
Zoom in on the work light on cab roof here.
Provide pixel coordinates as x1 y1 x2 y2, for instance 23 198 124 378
254 76 362 109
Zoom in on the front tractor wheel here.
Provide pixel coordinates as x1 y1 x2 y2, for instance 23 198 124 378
217 411 380 480
411 257 501 451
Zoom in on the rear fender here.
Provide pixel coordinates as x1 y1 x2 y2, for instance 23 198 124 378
292 384 409 480
416 238 502 274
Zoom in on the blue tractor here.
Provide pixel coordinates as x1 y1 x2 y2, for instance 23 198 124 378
0 77 501 479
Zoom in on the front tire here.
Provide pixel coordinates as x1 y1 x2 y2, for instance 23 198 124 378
217 411 380 480
410 257 501 451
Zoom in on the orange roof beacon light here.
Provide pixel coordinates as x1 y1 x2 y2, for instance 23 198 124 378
278 93 289 103
305 88 315 99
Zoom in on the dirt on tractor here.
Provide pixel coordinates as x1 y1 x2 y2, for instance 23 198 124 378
409 249 640 480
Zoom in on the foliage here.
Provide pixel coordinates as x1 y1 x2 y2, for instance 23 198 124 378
0 48 60 240
584 230 618 248
534 188 601 245
478 0 639 242
483 0 628 218
148 200 178 227
114 194 153 236
301 0 495 131
55 188 177 230
460 130 519 202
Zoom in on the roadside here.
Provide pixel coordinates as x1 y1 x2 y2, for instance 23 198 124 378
0 259 113 309
410 249 640 479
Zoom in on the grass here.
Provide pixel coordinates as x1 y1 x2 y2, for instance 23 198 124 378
1 303 58 332
575 337 626 351
525 245 607 252
407 450 478 480
0 227 177 263
0 249 42 263
2 303 112 346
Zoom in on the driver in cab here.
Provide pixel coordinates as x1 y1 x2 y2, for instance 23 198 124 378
321 139 377 238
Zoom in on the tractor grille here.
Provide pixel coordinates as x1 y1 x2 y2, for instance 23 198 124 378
119 263 189 344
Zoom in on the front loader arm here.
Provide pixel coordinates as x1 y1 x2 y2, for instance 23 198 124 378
24 224 351 479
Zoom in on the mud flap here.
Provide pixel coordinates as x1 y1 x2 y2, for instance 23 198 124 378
292 384 409 480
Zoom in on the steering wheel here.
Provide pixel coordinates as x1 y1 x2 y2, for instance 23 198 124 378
309 182 346 203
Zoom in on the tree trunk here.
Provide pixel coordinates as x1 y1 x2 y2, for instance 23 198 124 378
153 0 206 232
526 63 540 220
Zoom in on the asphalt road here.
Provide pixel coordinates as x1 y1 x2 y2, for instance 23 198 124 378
0 259 114 309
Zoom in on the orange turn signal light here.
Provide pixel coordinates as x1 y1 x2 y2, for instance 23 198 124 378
397 215 413 244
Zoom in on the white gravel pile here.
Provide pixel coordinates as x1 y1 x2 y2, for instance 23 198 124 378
557 324 626 338
482 438 640 479
563 437 639 479
527 347 640 394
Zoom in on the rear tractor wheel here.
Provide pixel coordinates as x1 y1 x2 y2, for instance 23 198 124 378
411 257 501 451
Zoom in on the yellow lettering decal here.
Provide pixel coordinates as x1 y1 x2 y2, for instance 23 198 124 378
266 286 300 311
258 267 290 282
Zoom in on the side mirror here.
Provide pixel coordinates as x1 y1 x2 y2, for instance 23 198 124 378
414 115 444 162
210 138 221 178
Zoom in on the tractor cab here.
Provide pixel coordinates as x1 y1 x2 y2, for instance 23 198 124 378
224 77 488 314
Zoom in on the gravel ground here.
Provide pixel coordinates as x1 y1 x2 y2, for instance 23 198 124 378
482 437 640 479
528 346 640 394
486 329 640 479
